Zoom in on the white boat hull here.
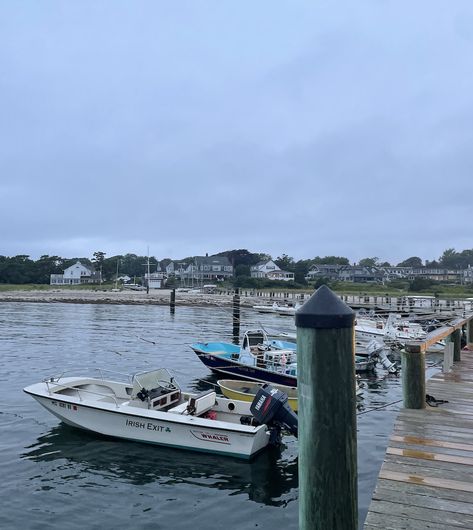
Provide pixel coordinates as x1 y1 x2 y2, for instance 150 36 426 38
24 380 270 459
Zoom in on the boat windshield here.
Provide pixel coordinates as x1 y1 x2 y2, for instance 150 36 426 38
131 368 177 398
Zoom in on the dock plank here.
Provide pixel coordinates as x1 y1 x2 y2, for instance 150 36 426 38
363 350 473 529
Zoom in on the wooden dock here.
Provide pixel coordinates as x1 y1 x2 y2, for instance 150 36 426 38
364 349 473 529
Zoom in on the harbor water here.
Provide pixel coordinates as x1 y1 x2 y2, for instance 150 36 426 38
0 302 441 529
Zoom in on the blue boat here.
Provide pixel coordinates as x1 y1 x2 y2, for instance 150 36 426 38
191 340 298 387
190 329 388 387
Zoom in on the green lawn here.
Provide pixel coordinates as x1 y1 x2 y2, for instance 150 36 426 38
2 282 473 299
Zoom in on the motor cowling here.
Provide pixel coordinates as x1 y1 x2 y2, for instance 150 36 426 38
250 384 298 438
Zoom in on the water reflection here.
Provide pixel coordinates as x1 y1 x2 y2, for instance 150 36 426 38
22 425 298 506
187 374 221 393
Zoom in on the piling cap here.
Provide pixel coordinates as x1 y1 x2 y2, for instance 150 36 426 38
295 285 355 329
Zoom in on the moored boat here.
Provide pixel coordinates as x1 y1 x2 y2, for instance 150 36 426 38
218 378 364 412
23 368 289 459
218 379 299 411
253 302 280 314
190 329 391 388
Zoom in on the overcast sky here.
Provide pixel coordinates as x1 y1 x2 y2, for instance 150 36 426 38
1 1 472 265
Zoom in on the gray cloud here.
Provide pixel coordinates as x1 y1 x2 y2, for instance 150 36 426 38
1 1 472 264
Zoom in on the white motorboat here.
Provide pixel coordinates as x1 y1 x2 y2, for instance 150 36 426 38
276 303 302 317
24 368 290 460
253 302 280 314
355 313 427 344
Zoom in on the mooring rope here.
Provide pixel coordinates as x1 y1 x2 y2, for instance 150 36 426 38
356 399 403 416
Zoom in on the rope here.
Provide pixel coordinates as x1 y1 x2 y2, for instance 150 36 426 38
356 399 403 416
426 394 449 407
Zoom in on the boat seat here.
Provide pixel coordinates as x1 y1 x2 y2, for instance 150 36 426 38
167 402 189 415
187 390 216 416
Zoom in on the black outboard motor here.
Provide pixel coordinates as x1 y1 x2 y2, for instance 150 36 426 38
250 384 298 444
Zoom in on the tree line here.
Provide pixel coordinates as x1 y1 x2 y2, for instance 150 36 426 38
1 247 472 286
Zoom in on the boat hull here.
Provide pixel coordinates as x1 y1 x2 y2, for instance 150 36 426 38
192 345 374 381
218 379 298 411
24 385 269 459
194 350 298 387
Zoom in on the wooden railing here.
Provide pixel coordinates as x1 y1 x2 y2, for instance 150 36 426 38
402 314 473 408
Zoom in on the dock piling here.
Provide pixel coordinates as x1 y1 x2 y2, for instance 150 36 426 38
452 328 461 362
170 288 176 313
295 285 357 530
232 289 240 343
401 345 426 409
468 318 473 349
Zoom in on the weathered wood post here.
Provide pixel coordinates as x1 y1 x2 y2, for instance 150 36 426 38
296 285 357 530
468 317 473 349
170 288 176 314
232 288 240 343
402 342 425 409
443 337 454 373
452 328 461 362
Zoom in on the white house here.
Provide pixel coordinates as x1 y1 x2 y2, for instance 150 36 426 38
250 260 294 282
50 261 100 285
144 271 166 289
250 260 280 278
170 256 233 284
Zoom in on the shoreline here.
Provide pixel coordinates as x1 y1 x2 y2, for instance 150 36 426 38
0 289 257 307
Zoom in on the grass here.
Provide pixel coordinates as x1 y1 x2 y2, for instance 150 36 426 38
2 282 473 299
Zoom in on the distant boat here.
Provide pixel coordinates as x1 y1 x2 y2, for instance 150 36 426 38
252 302 303 316
253 302 280 314
276 303 302 317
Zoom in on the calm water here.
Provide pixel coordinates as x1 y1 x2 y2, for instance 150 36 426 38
0 302 438 529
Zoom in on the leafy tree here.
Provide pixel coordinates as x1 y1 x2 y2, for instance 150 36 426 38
452 249 473 269
92 251 106 282
34 255 64 283
425 259 440 268
313 256 350 265
438 248 459 268
0 255 35 284
235 264 251 277
294 259 311 284
165 275 177 288
216 249 270 268
274 254 295 271
92 251 106 265
397 257 423 267
358 257 380 267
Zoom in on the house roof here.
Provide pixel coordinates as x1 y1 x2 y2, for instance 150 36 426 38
193 256 232 266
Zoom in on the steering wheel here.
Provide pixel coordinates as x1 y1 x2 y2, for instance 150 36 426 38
156 379 178 391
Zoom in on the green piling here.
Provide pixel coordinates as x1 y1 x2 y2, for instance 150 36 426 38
401 344 425 409
295 285 357 530
468 317 473 349
452 328 461 362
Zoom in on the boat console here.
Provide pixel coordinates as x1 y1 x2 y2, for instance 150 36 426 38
131 369 181 410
